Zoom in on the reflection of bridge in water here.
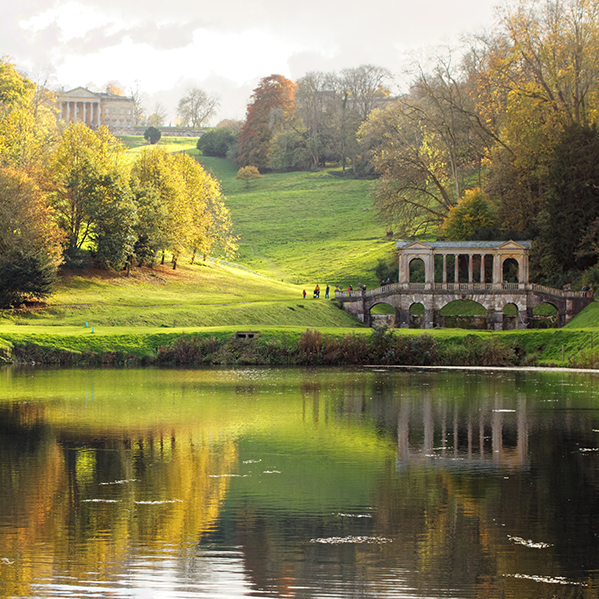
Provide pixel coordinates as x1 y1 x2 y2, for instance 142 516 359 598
336 240 593 329
396 394 529 470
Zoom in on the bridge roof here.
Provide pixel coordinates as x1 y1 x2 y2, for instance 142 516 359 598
396 240 532 250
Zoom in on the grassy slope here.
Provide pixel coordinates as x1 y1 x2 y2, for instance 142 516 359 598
4 261 361 330
197 156 391 288
0 135 598 367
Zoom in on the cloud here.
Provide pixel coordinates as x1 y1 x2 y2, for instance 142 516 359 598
5 0 499 121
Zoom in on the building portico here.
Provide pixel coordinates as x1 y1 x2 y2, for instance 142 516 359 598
58 87 135 133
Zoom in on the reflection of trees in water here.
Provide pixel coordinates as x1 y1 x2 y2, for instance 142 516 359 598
231 373 599 598
0 408 237 597
1 372 598 598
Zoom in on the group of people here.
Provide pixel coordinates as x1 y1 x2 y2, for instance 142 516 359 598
303 284 330 299
302 282 372 298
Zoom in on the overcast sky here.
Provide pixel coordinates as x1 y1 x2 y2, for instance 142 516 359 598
5 0 501 123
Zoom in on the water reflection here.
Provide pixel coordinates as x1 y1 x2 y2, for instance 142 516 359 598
0 367 597 598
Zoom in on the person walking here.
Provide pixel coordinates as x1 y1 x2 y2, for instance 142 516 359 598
303 289 306 299
325 285 330 299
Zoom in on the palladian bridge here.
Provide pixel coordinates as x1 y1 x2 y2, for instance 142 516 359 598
335 241 594 330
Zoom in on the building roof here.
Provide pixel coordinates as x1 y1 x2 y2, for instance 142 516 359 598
396 240 532 250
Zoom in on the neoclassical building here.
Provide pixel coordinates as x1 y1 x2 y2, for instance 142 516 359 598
58 87 135 133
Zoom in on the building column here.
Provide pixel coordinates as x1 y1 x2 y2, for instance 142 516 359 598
398 252 408 285
425 252 434 287
492 253 502 287
480 254 485 284
468 254 473 284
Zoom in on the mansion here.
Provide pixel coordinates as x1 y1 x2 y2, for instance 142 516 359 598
58 87 135 133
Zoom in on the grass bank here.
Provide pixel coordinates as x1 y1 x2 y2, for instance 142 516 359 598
2 318 599 368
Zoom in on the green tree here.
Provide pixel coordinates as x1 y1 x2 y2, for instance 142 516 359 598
539 124 599 273
144 126 161 144
196 128 236 157
87 173 137 270
267 129 311 171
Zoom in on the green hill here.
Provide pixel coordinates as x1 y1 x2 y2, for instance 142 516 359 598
198 156 391 288
119 136 393 288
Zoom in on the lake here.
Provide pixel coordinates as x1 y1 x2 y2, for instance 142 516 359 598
0 365 597 598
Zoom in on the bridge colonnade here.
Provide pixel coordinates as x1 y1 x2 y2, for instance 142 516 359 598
335 241 593 330
397 240 530 288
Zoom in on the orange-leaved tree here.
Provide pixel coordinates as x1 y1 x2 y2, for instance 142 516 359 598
236 74 295 171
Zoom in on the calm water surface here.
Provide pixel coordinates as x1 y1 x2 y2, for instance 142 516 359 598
0 366 598 598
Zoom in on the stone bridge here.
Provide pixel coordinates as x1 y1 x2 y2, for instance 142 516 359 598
335 240 594 330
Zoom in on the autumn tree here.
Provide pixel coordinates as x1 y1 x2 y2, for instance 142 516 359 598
476 0 599 230
0 167 64 306
237 74 296 170
48 123 132 264
0 57 58 170
177 88 219 128
236 165 262 188
131 148 235 265
442 188 497 240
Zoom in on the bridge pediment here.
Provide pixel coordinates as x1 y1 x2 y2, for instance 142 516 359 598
496 240 529 251
400 241 432 251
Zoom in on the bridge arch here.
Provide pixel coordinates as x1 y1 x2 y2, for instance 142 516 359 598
409 258 425 283
531 301 559 328
502 258 520 283
439 299 487 329
409 302 425 328
369 301 396 328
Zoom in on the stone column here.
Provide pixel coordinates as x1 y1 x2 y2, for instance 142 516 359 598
468 254 473 284
398 252 408 285
454 255 459 284
425 252 434 288
442 254 447 285
480 255 485 284
492 253 502 287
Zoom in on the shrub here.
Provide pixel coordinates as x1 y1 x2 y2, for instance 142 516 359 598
144 126 161 144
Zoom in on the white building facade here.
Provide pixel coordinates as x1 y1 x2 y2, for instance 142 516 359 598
58 87 135 133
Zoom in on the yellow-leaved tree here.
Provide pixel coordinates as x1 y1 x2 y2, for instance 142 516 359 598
131 147 235 267
441 188 497 240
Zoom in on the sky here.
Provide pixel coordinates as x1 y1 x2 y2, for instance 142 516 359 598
4 0 501 124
